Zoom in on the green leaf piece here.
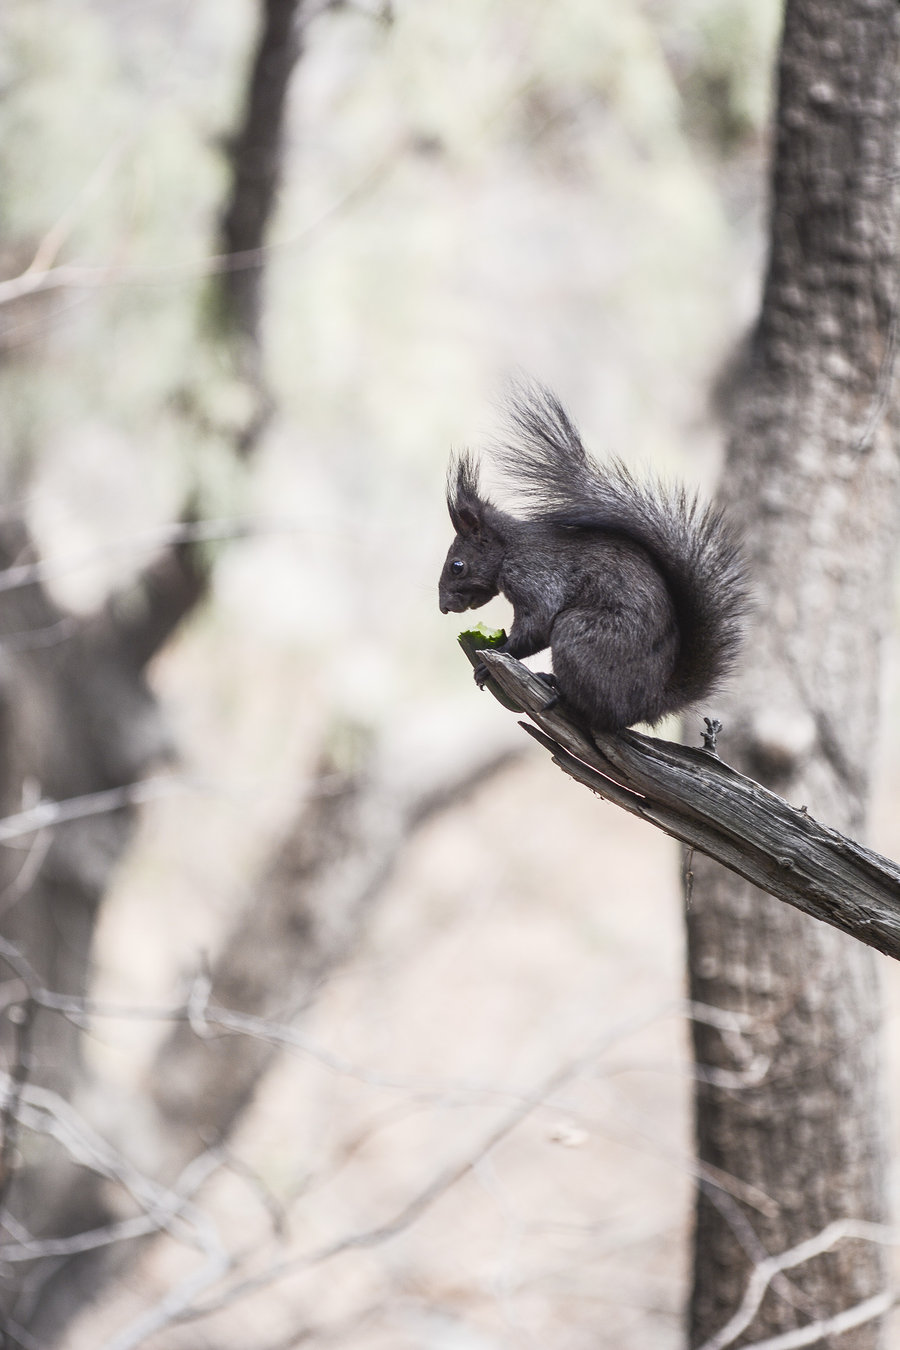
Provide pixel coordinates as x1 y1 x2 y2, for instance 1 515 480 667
457 627 524 713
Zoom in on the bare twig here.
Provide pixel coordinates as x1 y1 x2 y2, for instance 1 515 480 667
0 1073 227 1266
146 738 524 1164
0 149 400 308
696 1219 898 1350
0 941 777 1122
98 1008 666 1349
0 933 814 1346
0 779 199 846
0 930 611 1101
0 516 263 595
853 272 900 453
0 129 141 305
736 1292 895 1349
0 998 36 1213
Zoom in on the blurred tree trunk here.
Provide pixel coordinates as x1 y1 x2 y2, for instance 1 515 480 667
0 0 306 1339
147 740 520 1179
687 0 900 1344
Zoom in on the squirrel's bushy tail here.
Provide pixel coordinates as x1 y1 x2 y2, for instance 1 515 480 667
498 384 750 707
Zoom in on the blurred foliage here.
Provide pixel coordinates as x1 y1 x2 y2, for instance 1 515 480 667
0 0 780 698
0 1 249 490
657 0 783 151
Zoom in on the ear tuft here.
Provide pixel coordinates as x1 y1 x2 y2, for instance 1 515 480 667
447 450 486 533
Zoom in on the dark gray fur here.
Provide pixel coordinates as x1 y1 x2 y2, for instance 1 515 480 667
438 385 749 732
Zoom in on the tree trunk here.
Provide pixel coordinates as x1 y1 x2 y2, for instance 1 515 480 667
0 1 306 1339
687 1 900 1345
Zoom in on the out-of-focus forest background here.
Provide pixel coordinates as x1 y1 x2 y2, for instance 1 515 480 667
3 1 900 1347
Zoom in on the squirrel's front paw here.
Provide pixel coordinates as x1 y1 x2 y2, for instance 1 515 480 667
534 671 560 711
473 661 490 688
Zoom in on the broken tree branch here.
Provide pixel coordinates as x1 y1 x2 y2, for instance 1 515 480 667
476 650 900 962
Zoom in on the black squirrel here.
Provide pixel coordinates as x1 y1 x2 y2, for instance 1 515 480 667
438 386 749 732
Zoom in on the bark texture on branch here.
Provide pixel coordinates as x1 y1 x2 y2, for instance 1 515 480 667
476 652 900 959
685 0 900 1342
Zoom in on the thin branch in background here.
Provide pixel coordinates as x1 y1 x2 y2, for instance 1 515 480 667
698 1183 814 1320
0 830 52 918
0 979 697 1346
0 505 416 606
0 1070 231 1336
736 1293 896 1350
0 516 262 594
3 1316 45 1350
0 778 190 846
0 998 36 1214
0 616 80 653
696 1219 900 1350
0 1146 225 1265
0 929 804 1234
282 1097 437 1209
0 931 852 1349
564 1087 779 1221
0 934 674 1105
0 936 793 1180
683 998 771 1091
0 767 347 853
96 1006 699 1348
0 144 403 310
0 128 144 304
0 1075 225 1257
853 268 900 453
216 1146 290 1241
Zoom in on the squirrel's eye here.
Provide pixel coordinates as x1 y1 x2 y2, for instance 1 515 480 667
450 559 466 576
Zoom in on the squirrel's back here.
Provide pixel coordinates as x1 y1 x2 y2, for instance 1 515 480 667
497 386 749 712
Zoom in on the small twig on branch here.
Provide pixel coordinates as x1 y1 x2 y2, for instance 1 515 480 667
476 651 900 962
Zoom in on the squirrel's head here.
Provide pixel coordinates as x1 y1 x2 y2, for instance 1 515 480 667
439 451 505 614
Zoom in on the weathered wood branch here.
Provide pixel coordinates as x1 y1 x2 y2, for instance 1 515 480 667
478 650 900 962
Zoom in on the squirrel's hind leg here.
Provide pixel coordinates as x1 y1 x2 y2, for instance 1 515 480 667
534 671 560 711
550 608 676 732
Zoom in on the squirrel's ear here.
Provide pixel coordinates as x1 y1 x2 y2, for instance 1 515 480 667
450 501 481 534
447 450 486 535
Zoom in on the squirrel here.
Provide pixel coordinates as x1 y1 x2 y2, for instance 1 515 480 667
438 385 749 732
